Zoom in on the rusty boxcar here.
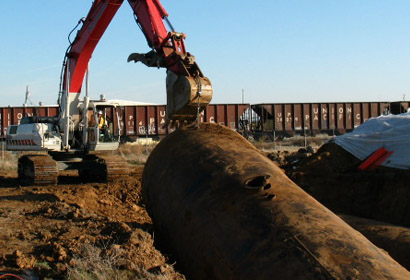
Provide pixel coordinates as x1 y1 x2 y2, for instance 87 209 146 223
249 101 410 139
0 104 250 141
1 101 409 141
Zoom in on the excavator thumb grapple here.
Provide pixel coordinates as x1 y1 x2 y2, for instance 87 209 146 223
128 47 213 124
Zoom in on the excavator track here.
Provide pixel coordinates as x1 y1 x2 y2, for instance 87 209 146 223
80 154 129 183
18 154 58 185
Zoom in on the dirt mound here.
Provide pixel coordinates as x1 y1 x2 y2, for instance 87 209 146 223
285 142 410 227
289 142 361 173
0 166 185 279
339 214 410 271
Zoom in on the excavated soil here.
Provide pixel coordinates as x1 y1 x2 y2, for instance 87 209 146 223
271 141 410 270
0 166 185 279
283 142 410 227
1 139 410 278
339 214 410 270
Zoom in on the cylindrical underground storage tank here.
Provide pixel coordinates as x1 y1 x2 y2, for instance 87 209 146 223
142 123 409 280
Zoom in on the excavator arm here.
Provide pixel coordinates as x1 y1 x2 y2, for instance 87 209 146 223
62 0 122 94
126 0 212 123
61 0 212 125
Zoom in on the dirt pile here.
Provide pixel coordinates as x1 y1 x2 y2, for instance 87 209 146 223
264 141 410 271
284 142 410 232
0 166 184 279
339 214 410 270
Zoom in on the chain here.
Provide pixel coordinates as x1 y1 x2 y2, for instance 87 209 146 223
195 76 202 128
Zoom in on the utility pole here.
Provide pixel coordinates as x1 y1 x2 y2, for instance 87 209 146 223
242 89 244 104
24 85 32 107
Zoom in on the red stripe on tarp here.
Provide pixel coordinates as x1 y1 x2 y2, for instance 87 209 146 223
367 151 394 171
358 148 388 171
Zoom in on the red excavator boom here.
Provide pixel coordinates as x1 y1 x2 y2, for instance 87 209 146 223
61 0 212 124
63 0 122 94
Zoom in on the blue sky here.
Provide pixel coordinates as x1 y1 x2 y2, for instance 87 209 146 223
1 0 409 106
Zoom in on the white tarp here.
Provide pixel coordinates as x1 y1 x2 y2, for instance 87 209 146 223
334 112 410 170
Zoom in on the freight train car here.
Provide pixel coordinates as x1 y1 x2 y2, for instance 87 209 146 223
0 104 250 141
0 106 59 138
1 101 409 141
119 103 250 141
249 101 410 140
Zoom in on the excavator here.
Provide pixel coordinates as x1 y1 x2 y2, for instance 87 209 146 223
5 0 213 185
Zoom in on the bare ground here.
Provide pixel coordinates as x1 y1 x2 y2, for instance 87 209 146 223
0 162 185 279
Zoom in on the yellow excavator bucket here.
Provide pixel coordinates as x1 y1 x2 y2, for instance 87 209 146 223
166 71 213 124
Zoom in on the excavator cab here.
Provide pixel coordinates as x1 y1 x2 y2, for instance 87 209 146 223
85 102 121 151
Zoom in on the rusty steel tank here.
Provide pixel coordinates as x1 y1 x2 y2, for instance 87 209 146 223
142 123 409 280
